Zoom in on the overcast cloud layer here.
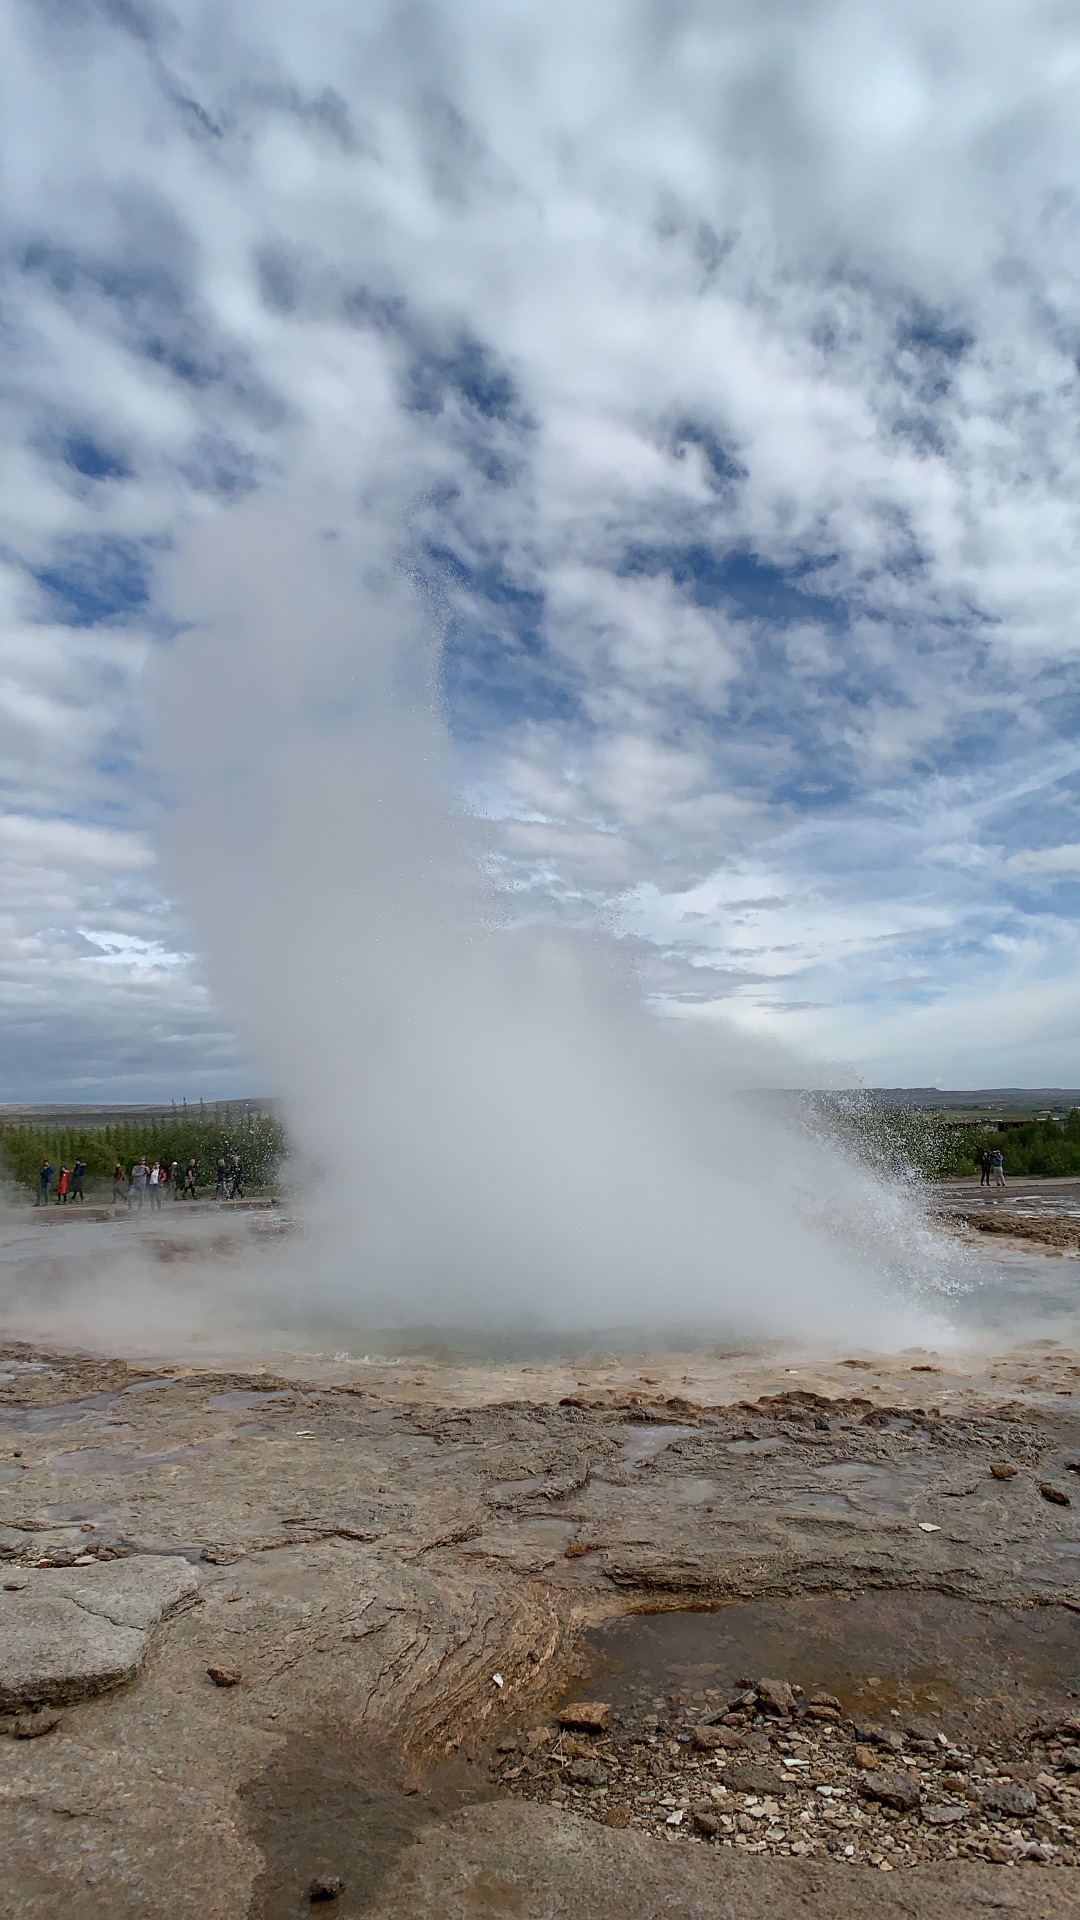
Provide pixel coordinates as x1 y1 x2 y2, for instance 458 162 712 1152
4 0 1080 1097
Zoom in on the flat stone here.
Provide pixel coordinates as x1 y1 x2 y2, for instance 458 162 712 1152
922 1802 969 1825
38 1554 197 1631
0 1555 197 1709
721 1763 791 1797
980 1781 1038 1817
0 1590 146 1709
859 1769 922 1811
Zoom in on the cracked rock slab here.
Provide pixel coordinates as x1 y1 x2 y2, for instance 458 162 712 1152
33 1555 198 1631
0 1555 198 1708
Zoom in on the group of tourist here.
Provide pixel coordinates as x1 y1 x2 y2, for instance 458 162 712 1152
33 1158 87 1204
35 1153 245 1207
978 1146 1006 1187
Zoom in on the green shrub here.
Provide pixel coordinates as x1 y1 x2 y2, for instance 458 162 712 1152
0 1102 289 1197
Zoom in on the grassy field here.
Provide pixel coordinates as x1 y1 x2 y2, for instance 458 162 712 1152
0 1103 288 1200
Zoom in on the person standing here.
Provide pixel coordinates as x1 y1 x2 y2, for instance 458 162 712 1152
183 1158 197 1199
165 1160 179 1200
148 1162 163 1210
229 1152 244 1200
979 1148 992 1188
214 1158 227 1200
991 1147 1006 1188
56 1166 69 1204
129 1156 149 1211
71 1159 86 1203
36 1160 53 1206
112 1160 126 1205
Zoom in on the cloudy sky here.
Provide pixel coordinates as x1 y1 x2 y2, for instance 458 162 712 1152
4 0 1080 1099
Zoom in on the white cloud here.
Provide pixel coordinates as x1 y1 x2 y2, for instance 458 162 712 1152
4 1 1080 1088
1006 844 1080 876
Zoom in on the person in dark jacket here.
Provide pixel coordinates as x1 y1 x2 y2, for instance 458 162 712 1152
71 1159 86 1202
36 1160 53 1206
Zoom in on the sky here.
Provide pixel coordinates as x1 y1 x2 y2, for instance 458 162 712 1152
4 0 1080 1099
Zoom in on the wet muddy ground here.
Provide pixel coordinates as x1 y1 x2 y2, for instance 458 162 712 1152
3 1333 1080 1918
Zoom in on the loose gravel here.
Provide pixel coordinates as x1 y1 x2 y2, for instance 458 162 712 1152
492 1678 1080 1869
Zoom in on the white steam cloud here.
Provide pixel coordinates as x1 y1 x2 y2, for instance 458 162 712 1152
145 489 956 1351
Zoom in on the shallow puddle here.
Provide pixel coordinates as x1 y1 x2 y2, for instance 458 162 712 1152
617 1423 693 1466
570 1593 1080 1740
242 1730 487 1920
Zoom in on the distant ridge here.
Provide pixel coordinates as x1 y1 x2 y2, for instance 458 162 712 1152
0 1098 277 1128
864 1089 1080 1110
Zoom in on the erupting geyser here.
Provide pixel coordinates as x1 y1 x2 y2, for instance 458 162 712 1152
145 489 959 1352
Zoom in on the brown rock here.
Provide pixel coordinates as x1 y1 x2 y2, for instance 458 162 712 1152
806 1703 841 1721
564 1541 589 1558
921 1802 968 1825
984 1840 1013 1863
990 1463 1018 1480
1039 1483 1071 1506
566 1758 608 1787
859 1770 921 1812
981 1781 1037 1816
557 1701 611 1732
691 1809 720 1836
307 1877 344 1902
721 1764 790 1797
690 1725 740 1752
756 1678 795 1715
206 1665 242 1688
13 1708 63 1739
560 1735 593 1759
854 1745 879 1769
601 1802 631 1829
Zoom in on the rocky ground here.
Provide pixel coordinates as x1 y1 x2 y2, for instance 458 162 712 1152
498 1675 1080 1868
3 1323 1080 1918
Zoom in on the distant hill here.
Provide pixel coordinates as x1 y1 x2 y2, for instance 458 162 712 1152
865 1089 1080 1112
0 1098 277 1129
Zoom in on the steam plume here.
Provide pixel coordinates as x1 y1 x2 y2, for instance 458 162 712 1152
152 490 954 1350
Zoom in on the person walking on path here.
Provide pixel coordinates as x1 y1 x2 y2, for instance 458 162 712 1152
979 1148 992 1187
129 1157 149 1211
56 1166 69 1204
229 1152 244 1200
991 1147 1006 1188
36 1160 53 1206
182 1158 197 1199
112 1160 125 1205
214 1158 227 1200
71 1159 86 1203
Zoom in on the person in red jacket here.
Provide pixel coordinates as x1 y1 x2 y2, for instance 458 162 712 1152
56 1166 69 1204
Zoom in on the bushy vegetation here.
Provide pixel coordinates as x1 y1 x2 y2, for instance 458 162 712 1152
806 1094 1080 1181
0 1103 288 1199
943 1109 1080 1178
